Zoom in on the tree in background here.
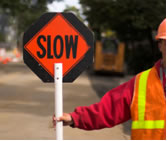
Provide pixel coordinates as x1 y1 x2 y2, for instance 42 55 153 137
0 0 61 49
79 0 165 74
64 5 83 22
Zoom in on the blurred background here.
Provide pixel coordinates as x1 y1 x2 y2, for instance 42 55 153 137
0 0 166 139
0 0 165 73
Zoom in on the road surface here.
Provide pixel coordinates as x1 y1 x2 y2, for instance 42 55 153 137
0 62 133 139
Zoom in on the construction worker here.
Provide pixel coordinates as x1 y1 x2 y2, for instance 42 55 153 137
53 19 166 140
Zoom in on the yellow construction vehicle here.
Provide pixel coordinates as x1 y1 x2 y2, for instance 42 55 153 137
94 37 125 73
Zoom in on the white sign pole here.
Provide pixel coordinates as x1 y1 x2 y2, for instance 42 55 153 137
54 63 63 140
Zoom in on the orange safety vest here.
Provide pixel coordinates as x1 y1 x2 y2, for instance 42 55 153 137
131 66 166 140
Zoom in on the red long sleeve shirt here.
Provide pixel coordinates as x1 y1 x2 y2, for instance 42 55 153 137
70 59 166 130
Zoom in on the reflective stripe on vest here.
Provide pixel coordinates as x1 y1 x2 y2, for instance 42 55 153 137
132 69 165 129
132 120 165 129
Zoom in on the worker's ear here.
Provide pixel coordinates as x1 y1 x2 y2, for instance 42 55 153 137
157 40 163 52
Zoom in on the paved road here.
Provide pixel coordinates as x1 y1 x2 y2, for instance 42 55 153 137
0 62 133 139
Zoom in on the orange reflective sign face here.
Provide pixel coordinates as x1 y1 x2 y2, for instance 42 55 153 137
24 14 90 77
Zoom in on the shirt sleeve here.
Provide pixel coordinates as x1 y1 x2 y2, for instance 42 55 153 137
70 76 136 130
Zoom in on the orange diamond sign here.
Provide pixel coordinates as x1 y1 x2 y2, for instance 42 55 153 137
23 13 94 82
